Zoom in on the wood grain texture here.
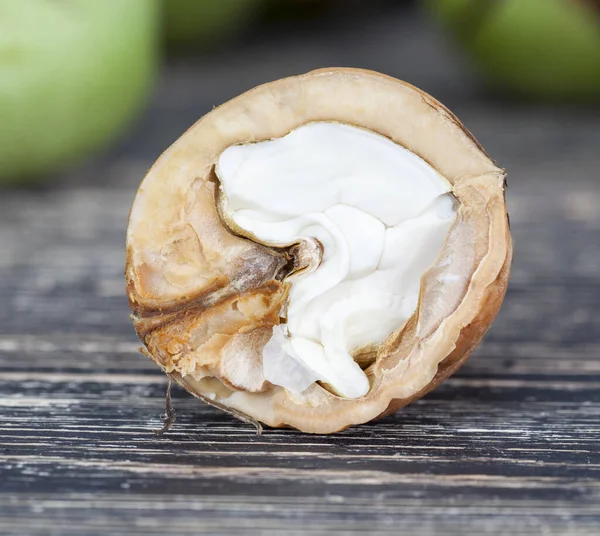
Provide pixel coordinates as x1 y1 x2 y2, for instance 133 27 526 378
2 4 600 535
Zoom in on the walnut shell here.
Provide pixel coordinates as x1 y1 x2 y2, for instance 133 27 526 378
126 68 512 434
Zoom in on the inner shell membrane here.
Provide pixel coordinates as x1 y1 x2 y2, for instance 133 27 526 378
216 122 456 399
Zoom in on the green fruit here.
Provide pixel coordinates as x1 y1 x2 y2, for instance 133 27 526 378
425 0 600 100
0 0 159 184
164 0 263 49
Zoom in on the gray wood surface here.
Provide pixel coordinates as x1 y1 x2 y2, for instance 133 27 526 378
2 3 600 535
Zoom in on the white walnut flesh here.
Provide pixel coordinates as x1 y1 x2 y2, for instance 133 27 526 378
126 68 512 434
217 122 456 399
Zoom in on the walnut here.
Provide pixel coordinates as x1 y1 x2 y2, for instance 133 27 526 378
126 69 512 433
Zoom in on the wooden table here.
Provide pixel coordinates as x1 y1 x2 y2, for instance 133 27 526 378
2 5 600 534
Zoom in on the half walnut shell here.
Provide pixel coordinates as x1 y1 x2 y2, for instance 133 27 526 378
126 68 512 434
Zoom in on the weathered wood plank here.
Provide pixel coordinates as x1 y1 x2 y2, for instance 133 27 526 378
2 494 600 535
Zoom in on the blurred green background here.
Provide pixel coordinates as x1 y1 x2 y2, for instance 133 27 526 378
0 0 599 185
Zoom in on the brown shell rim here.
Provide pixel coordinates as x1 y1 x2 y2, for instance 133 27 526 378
126 67 512 434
